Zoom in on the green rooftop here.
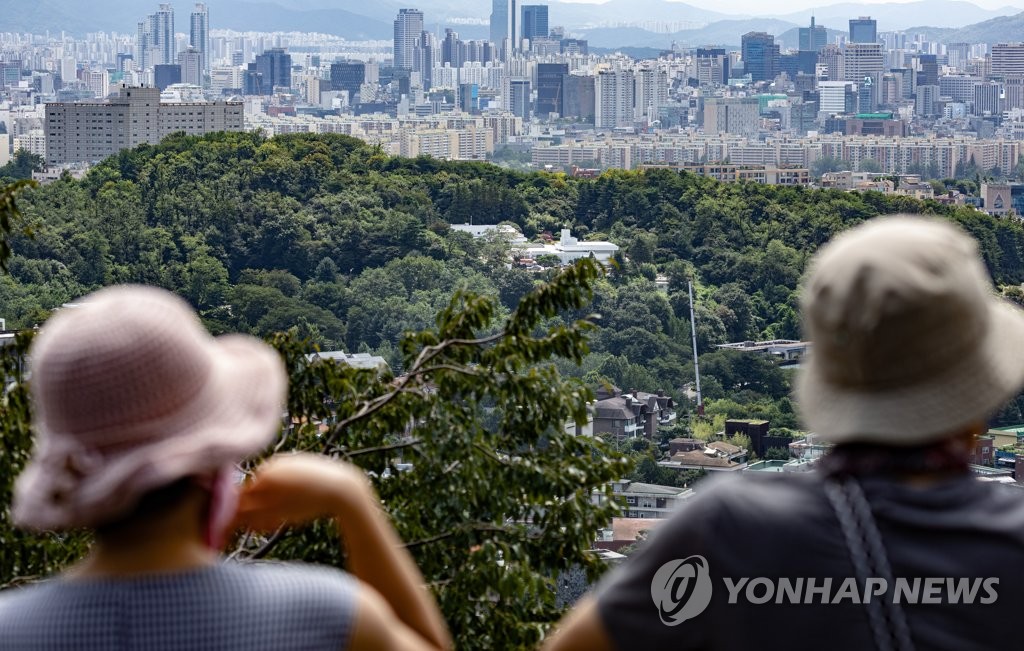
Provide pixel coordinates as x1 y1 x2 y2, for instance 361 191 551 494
855 112 894 120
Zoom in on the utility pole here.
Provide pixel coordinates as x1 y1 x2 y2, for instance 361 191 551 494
688 280 704 417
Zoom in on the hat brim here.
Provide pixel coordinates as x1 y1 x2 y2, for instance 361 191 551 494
13 334 287 530
796 298 1024 446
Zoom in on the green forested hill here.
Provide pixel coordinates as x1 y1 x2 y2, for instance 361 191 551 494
5 131 1024 420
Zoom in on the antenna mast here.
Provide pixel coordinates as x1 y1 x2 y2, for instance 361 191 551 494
688 280 704 417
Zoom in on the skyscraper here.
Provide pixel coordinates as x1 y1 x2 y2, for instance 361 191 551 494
916 54 938 87
741 32 779 82
190 3 210 75
799 16 828 53
154 4 175 66
490 0 517 58
849 17 877 44
442 29 464 67
252 48 291 95
505 78 531 120
330 61 366 103
137 4 176 69
536 63 568 116
393 8 424 71
521 5 549 42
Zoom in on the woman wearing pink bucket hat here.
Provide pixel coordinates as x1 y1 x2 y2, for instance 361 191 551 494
0 285 450 651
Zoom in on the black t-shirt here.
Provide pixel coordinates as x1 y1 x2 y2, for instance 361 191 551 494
595 472 1024 650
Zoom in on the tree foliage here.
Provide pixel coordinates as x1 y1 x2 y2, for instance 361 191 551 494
1 261 630 650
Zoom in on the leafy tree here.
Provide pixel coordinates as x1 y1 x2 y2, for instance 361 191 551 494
811 156 852 177
1 261 630 651
858 158 882 173
0 151 44 181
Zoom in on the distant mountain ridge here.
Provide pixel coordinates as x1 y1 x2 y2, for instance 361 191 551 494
2 0 1024 48
905 11 1024 45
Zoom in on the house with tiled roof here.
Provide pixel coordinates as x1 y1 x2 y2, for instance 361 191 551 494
592 390 676 439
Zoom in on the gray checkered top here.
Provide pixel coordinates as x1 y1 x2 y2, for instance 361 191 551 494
0 560 358 650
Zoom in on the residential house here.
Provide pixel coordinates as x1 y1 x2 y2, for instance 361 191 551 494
660 445 748 472
593 390 676 438
591 479 694 519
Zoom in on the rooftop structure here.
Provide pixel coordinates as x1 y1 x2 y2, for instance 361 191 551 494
305 351 390 373
516 228 618 266
715 339 810 361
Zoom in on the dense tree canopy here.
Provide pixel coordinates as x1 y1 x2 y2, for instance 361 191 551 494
7 131 1024 646
6 131 1024 404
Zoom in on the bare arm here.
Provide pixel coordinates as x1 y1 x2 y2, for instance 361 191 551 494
542 598 615 651
232 453 452 651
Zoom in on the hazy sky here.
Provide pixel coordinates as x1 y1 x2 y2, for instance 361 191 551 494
553 0 1024 14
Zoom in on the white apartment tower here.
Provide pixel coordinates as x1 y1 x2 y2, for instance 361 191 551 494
634 67 668 121
595 69 635 129
137 4 176 69
190 3 210 75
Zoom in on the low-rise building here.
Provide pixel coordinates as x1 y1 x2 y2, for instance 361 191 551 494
592 480 694 519
516 228 619 266
592 390 675 438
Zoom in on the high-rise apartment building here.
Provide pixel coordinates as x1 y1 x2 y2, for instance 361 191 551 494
44 86 243 165
849 17 877 44
393 8 424 71
521 5 549 42
137 4 176 69
595 69 635 129
741 32 779 82
799 16 828 53
190 3 210 75
634 67 668 120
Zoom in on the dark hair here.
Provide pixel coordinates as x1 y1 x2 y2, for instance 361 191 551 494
94 476 209 539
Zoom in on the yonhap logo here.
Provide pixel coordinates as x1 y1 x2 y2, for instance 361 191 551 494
650 555 713 626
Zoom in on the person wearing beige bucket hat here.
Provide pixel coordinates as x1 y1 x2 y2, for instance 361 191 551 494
0 285 451 651
543 216 1024 651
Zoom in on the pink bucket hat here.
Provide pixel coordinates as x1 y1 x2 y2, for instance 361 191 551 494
13 285 287 530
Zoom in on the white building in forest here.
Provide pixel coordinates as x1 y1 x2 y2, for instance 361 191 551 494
517 228 619 265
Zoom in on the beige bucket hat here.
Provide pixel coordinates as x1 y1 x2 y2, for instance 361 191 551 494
13 285 287 530
796 215 1024 445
